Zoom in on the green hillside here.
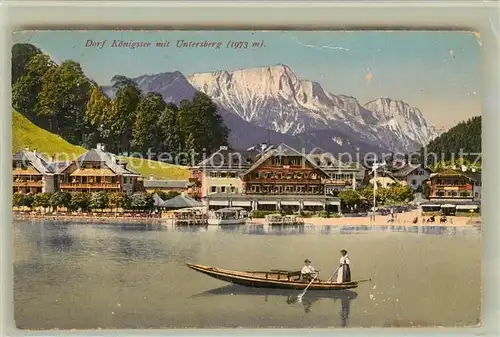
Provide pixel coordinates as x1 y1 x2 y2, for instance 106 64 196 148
421 116 481 163
12 110 190 180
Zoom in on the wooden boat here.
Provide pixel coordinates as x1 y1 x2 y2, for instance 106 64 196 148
185 263 370 290
208 207 248 226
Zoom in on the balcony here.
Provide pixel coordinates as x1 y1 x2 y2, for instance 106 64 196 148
323 179 352 185
245 179 320 184
13 180 43 187
59 183 121 189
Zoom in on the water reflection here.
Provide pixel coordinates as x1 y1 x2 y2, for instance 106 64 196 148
193 285 357 327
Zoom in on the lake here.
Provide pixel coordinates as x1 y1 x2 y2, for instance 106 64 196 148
13 220 481 329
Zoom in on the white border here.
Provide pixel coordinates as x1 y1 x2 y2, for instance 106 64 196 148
1 1 499 336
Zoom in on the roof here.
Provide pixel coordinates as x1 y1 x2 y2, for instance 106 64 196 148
203 192 340 202
143 180 193 189
152 193 165 207
12 150 53 174
160 194 203 208
241 143 330 177
72 147 140 176
195 146 260 170
391 164 431 178
429 170 482 184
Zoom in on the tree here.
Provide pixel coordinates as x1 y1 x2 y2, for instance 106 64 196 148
89 191 109 211
50 191 71 210
37 60 93 144
69 192 91 211
21 194 35 209
157 104 182 158
11 43 42 85
108 192 126 211
109 75 142 153
338 190 361 209
177 92 229 162
85 86 114 144
12 53 56 123
132 92 166 154
422 183 430 199
33 192 52 211
129 192 154 211
13 192 24 208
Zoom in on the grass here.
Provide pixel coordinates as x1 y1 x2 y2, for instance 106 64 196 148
12 110 190 180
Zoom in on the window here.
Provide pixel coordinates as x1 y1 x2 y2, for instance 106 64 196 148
289 158 300 166
230 185 236 193
272 157 283 166
411 179 417 186
211 186 217 193
210 172 217 178
230 172 237 178
220 172 227 178
220 186 226 193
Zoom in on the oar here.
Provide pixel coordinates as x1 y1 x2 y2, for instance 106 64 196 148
297 274 317 301
327 266 341 282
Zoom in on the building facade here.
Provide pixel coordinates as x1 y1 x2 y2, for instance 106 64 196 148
57 144 142 194
12 149 55 194
196 143 341 212
143 179 194 195
421 169 481 214
391 164 431 191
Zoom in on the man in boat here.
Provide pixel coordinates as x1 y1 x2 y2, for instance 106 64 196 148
336 249 351 283
301 259 320 282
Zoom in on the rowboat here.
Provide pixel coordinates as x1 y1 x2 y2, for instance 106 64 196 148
185 263 370 290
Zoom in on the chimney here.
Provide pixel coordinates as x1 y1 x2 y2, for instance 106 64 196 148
260 143 268 151
24 146 30 152
149 175 154 180
96 143 105 151
219 145 228 151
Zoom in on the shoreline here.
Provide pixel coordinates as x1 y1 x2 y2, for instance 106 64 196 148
13 211 481 227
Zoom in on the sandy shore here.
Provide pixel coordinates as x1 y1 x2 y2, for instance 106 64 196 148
251 210 481 227
13 209 481 227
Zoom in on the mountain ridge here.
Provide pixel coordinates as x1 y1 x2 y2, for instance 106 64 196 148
102 64 440 154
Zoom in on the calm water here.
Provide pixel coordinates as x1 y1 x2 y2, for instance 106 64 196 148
13 220 481 329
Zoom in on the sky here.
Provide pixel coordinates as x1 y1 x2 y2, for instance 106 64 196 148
12 30 482 129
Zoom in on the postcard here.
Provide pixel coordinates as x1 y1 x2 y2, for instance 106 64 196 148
11 30 482 329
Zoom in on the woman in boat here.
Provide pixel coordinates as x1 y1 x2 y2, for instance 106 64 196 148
336 250 351 283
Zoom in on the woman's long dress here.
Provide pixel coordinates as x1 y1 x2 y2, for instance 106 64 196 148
336 255 351 283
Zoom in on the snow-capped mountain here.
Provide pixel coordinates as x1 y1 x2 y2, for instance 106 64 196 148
102 71 196 105
364 98 438 151
103 64 439 154
187 64 438 152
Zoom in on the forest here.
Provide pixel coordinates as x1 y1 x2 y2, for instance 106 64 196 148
420 116 481 166
11 43 229 164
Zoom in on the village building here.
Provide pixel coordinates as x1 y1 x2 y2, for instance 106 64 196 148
12 149 56 194
421 169 481 214
200 143 341 212
143 178 195 195
307 153 361 193
56 144 143 194
189 145 262 199
391 164 432 191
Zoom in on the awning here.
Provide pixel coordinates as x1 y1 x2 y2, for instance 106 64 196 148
231 201 252 207
421 204 441 208
456 205 479 210
441 204 456 208
325 199 341 205
303 201 323 206
258 200 278 205
209 200 229 206
281 200 300 206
